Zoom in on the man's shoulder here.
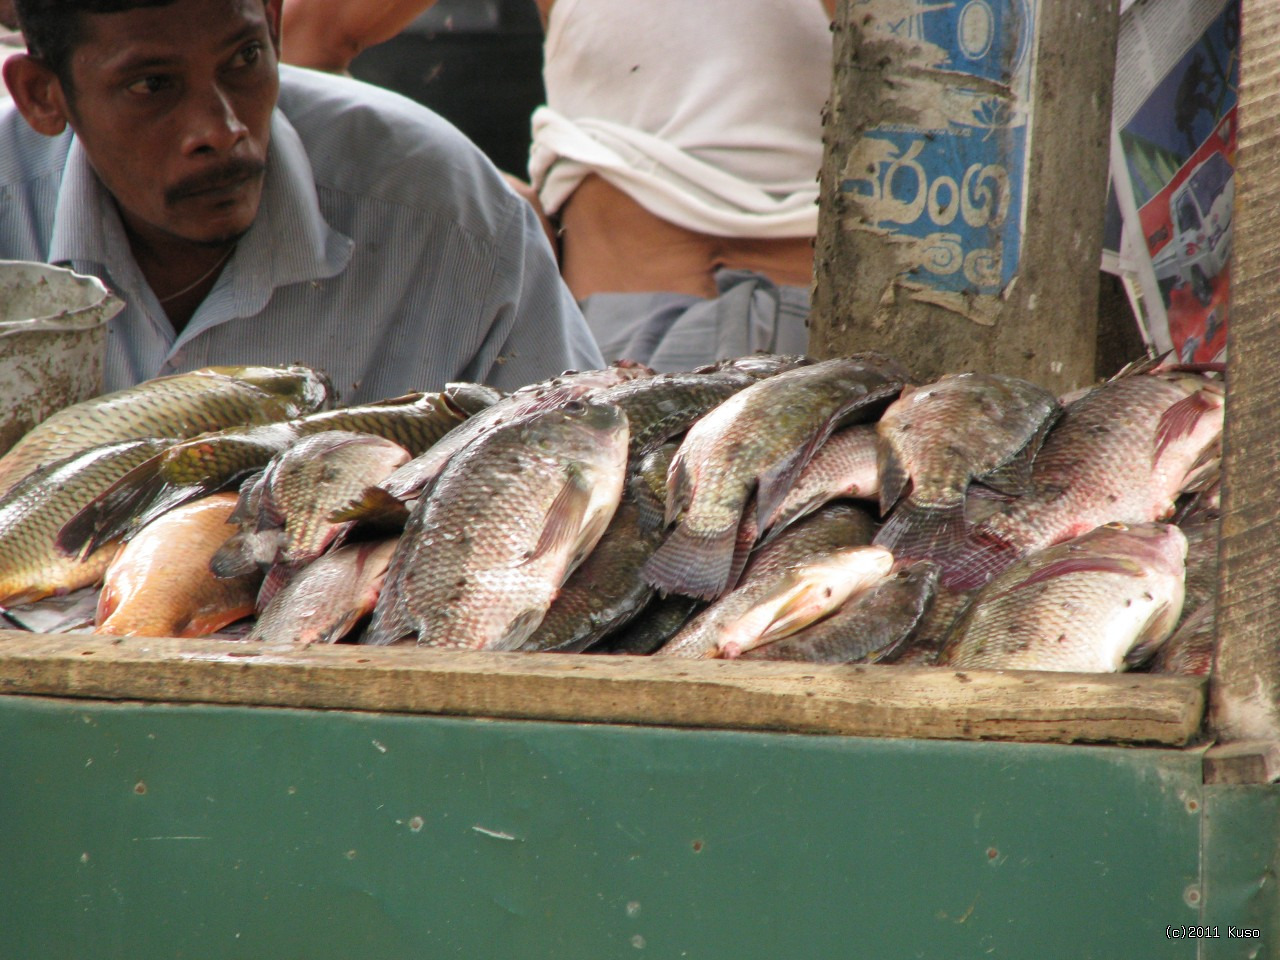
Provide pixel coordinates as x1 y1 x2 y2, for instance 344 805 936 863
276 66 514 230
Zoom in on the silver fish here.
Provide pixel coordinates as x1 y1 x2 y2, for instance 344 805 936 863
654 544 895 659
362 397 631 649
740 561 940 664
948 368 1223 590
938 521 1187 673
644 354 907 600
247 538 399 644
873 372 1060 563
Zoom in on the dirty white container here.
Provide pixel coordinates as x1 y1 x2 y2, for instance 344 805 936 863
0 260 123 456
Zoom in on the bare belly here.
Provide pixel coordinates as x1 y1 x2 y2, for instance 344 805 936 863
556 175 816 300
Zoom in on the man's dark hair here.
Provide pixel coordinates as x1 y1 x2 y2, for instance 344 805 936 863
13 0 177 84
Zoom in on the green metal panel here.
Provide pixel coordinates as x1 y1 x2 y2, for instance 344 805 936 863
1202 784 1280 957
0 694 1271 959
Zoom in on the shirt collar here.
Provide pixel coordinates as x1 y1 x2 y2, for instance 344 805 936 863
47 107 354 334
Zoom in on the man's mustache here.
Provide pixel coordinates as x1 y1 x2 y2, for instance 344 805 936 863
166 159 266 205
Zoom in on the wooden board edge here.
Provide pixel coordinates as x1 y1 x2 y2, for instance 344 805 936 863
0 631 1206 747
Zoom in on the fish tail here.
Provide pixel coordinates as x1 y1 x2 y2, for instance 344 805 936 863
872 495 969 564
360 589 416 646
643 523 740 600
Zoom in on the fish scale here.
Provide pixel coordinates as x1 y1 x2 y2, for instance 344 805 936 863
947 369 1223 590
362 397 630 649
0 437 176 607
643 353 908 601
0 365 330 498
938 521 1188 672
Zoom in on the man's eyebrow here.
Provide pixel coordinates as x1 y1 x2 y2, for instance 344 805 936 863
102 24 266 75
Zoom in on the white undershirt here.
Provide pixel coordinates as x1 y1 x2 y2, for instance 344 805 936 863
530 0 833 238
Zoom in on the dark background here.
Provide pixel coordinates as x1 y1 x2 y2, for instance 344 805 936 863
349 0 546 176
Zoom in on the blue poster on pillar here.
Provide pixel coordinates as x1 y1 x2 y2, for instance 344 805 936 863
841 0 1039 297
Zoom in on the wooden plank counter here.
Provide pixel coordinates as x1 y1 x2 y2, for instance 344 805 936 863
0 630 1205 746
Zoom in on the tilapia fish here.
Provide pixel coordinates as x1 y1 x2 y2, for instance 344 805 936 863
596 367 758 456
873 372 1060 563
378 362 652 502
938 521 1188 673
740 561 940 664
211 431 411 576
948 369 1223 589
654 544 895 659
95 493 260 638
518 498 666 653
247 538 399 644
653 502 884 659
362 397 631 649
759 423 880 543
0 438 174 607
0 365 330 497
644 353 908 601
291 385 496 456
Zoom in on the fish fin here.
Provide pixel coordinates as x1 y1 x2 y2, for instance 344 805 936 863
362 391 428 408
1124 620 1173 669
379 453 447 502
523 473 593 566
489 608 550 651
255 561 304 614
1125 597 1184 668
56 457 163 557
724 512 759 594
755 587 843 648
990 555 1145 602
328 486 411 529
941 529 1024 590
1178 442 1222 494
644 522 741 600
979 404 1062 497
94 580 120 628
756 450 810 536
228 470 267 525
210 531 262 579
663 450 693 528
1154 390 1219 463
873 494 969 563
877 444 911 517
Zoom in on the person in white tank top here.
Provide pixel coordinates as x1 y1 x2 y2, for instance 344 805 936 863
282 0 837 369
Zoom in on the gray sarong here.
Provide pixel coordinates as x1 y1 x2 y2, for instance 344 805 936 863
579 268 811 372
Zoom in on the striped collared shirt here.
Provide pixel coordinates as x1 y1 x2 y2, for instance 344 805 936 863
0 66 604 406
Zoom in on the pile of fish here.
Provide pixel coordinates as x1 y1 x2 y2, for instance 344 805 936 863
0 352 1225 676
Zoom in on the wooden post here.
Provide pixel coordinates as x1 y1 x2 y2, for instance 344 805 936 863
1210 0 1280 768
811 0 1119 395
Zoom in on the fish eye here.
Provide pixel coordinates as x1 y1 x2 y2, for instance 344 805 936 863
563 400 587 415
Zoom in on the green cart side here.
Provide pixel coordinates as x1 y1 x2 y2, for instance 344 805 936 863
0 638 1276 959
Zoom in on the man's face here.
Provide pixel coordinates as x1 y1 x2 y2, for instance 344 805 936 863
61 0 280 247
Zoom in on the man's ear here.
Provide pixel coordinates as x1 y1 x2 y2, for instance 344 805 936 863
3 54 71 136
264 0 283 58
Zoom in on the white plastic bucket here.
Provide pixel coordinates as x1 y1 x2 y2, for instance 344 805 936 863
0 260 124 456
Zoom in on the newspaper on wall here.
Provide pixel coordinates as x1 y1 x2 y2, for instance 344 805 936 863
1102 0 1239 363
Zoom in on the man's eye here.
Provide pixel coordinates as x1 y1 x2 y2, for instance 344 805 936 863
126 75 171 95
233 41 263 68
